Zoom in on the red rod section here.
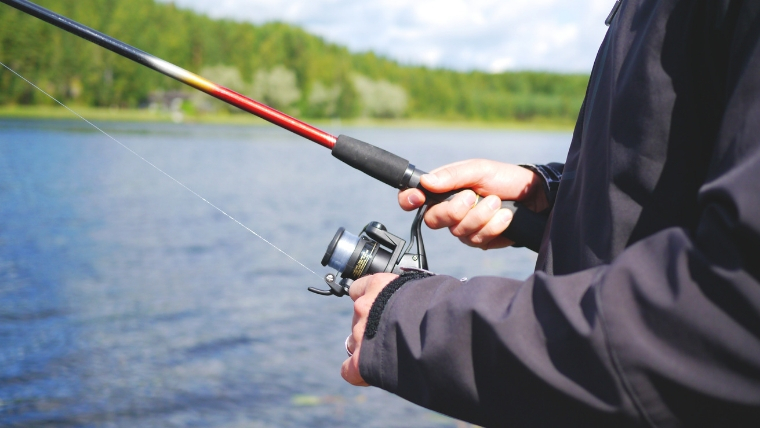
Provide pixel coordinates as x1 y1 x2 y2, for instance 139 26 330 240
214 86 336 149
1 0 338 150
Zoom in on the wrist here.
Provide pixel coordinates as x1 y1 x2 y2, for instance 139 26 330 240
519 163 563 211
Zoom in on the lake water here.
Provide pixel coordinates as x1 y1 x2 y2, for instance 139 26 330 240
0 119 570 427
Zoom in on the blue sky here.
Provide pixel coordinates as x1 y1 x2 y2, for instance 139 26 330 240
162 0 615 73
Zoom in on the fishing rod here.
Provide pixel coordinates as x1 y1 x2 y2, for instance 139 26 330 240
2 0 548 296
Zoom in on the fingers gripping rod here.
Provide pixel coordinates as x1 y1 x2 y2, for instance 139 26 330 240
331 135 547 252
2 0 548 252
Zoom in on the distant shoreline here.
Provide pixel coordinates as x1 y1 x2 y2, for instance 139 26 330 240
0 105 576 132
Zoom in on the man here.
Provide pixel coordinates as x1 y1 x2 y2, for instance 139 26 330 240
341 0 760 426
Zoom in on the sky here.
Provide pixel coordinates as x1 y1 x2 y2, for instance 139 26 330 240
162 0 616 73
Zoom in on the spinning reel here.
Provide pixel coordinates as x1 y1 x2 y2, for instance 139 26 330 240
308 207 428 297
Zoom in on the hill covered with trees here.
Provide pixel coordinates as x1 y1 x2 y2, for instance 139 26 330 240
0 0 589 123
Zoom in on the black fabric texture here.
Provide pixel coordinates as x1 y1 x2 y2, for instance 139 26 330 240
358 0 760 426
364 271 432 339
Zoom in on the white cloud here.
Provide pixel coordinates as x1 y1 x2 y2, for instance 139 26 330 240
161 0 614 72
488 57 515 74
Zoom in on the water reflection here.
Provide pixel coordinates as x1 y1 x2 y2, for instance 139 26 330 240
0 119 570 426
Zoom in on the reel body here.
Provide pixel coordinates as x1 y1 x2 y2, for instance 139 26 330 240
309 209 428 297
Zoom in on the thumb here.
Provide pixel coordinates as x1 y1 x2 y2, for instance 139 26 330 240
420 159 490 193
421 160 537 200
419 173 445 191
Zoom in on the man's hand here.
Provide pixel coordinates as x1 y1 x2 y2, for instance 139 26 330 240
398 160 547 250
341 272 398 386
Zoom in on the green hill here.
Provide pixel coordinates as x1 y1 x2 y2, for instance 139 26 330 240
0 0 588 123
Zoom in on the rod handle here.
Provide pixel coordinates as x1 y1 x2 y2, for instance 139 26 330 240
332 135 547 252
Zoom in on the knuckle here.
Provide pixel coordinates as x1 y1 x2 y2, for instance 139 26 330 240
354 297 371 316
452 206 470 222
424 209 449 229
449 225 468 238
368 276 383 292
439 168 455 181
349 285 360 299
358 295 374 312
458 235 478 248
424 216 440 229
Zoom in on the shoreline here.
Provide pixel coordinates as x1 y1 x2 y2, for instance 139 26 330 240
0 105 576 132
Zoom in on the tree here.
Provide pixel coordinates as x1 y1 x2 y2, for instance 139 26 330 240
251 65 301 113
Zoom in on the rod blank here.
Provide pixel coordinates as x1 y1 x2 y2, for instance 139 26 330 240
0 0 337 149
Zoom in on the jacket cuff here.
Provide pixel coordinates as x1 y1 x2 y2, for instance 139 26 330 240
364 271 433 339
519 163 564 208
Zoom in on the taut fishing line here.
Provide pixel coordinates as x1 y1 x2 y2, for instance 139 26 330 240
0 60 321 278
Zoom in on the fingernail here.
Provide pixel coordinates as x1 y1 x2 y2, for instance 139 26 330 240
462 192 477 208
498 209 513 224
408 193 422 206
486 196 500 211
423 174 439 186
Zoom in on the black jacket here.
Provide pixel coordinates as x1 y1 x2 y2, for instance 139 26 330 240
358 1 760 426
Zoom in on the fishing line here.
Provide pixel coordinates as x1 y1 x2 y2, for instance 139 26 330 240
0 61 321 278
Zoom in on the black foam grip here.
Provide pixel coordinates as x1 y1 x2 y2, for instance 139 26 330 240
332 135 410 188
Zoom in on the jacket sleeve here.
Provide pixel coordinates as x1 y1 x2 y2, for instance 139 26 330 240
520 163 564 209
358 10 760 428
359 167 760 427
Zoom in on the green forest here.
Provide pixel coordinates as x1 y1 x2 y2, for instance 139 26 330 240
0 0 589 123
